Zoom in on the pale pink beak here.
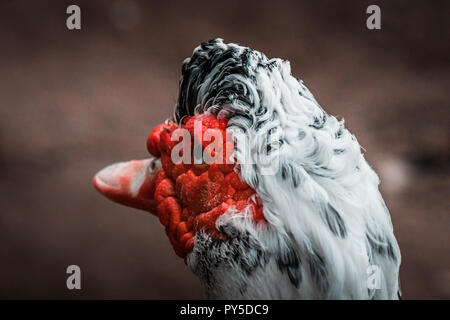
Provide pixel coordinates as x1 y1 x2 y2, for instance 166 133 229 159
93 158 159 213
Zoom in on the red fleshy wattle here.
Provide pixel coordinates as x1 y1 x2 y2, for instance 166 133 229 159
147 114 265 259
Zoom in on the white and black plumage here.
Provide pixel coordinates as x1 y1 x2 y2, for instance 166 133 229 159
94 39 401 299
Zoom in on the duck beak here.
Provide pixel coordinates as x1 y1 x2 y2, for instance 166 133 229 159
93 158 160 214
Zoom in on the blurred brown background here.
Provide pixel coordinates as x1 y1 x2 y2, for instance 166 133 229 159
0 0 448 299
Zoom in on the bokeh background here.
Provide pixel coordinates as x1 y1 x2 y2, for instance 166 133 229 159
0 0 448 299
